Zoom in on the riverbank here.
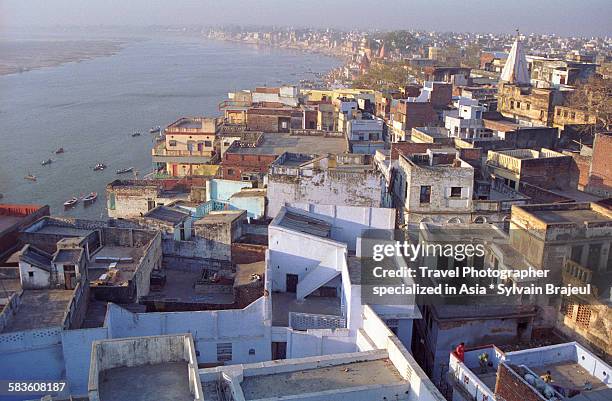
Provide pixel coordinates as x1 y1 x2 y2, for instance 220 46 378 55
0 39 126 76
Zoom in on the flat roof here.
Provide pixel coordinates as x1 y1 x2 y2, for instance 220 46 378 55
53 248 83 264
276 209 331 238
272 292 341 327
241 359 404 400
531 209 610 224
31 225 92 237
195 210 244 225
229 133 347 156
89 245 147 284
531 362 608 393
98 362 192 401
144 206 189 225
1 289 74 333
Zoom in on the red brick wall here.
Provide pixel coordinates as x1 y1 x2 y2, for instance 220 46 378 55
495 363 544 401
222 153 277 180
402 102 436 130
568 153 591 190
520 157 572 190
390 142 444 160
590 133 612 194
429 83 453 108
459 148 482 162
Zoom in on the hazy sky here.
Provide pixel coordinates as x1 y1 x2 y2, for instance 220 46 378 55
1 0 611 37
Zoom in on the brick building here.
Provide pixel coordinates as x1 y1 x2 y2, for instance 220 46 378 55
221 131 347 183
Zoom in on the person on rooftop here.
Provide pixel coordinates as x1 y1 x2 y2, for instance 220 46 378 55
454 342 465 362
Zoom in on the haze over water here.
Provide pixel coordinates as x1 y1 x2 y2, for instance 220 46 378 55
0 34 340 219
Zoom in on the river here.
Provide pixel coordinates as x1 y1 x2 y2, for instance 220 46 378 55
0 34 340 219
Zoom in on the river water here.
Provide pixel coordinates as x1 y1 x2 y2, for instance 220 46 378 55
0 35 340 219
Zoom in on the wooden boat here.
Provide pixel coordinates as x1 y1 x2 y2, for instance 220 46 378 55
149 126 161 133
64 197 79 208
131 131 141 137
55 147 64 154
93 163 107 171
83 192 98 204
24 174 37 181
41 158 53 166
116 167 134 175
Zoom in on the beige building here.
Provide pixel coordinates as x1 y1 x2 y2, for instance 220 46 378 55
152 117 219 177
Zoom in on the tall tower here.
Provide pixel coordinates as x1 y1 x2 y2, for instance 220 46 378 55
500 30 530 86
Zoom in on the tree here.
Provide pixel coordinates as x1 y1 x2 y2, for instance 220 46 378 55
567 76 612 132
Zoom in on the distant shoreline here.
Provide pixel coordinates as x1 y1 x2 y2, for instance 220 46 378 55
0 39 126 76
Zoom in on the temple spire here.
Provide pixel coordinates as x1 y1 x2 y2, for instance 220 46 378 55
500 29 530 85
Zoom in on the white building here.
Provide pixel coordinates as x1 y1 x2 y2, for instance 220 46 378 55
393 149 474 226
445 103 488 139
266 153 384 219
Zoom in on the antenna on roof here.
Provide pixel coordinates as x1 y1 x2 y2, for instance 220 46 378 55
515 28 520 38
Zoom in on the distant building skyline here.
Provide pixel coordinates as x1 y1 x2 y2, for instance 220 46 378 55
1 0 611 37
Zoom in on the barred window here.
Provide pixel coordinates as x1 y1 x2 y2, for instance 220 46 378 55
217 342 232 362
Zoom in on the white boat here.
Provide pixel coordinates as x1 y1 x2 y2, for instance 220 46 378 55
116 167 134 174
83 192 98 204
64 197 79 208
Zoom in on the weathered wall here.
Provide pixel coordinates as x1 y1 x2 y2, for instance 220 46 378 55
267 169 383 218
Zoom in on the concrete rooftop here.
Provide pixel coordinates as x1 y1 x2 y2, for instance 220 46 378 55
276 209 332 238
240 358 404 400
1 289 74 333
272 292 342 327
229 132 347 156
98 362 192 401
531 208 610 224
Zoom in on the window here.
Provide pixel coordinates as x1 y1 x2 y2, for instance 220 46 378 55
584 114 590 122
204 140 212 147
227 168 235 175
147 200 156 211
526 103 531 110
28 271 34 277
169 140 177 146
419 186 431 204
217 343 232 362
450 187 462 198
249 348 256 356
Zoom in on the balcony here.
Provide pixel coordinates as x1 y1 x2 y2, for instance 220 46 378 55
151 142 214 164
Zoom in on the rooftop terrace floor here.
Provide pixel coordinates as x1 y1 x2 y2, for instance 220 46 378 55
272 292 342 327
98 362 191 401
1 289 74 333
532 361 607 392
32 225 92 237
533 209 609 224
241 359 404 400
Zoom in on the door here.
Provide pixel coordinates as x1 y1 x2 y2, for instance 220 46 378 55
286 274 298 293
64 265 76 290
272 342 287 360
